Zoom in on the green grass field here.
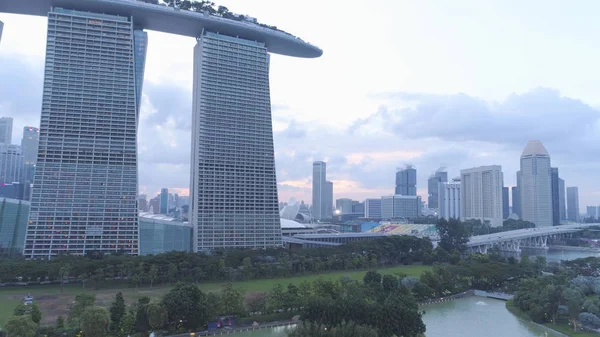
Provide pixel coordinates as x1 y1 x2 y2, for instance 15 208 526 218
543 323 598 337
0 264 429 327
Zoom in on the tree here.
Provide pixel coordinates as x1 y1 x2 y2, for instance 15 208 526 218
242 257 253 280
580 312 600 330
56 316 65 329
30 304 42 325
5 315 38 337
363 270 382 287
58 264 71 293
149 265 158 288
81 306 110 337
162 282 208 330
146 302 168 331
220 283 245 316
436 217 471 253
109 292 126 331
564 287 584 331
118 313 135 337
13 304 27 316
68 294 96 328
134 296 151 336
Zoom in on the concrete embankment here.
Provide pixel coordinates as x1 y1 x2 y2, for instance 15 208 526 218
419 290 514 306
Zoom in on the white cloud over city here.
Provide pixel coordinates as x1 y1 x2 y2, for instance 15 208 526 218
2 0 600 210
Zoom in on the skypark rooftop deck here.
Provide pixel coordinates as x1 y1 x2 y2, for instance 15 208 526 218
0 0 322 58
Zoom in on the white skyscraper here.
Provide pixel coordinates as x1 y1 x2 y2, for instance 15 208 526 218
520 140 553 227
460 165 504 227
439 178 461 220
0 117 13 145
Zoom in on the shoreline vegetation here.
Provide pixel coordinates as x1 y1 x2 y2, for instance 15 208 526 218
505 300 596 337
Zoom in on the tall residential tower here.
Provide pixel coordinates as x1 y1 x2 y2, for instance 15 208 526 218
460 165 504 227
24 8 147 258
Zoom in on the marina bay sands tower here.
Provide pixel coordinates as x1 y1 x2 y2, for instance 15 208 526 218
0 0 321 258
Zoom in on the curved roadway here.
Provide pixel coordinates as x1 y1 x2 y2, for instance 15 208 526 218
0 0 322 58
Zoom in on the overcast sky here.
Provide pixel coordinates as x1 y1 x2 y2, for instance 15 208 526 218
1 0 600 212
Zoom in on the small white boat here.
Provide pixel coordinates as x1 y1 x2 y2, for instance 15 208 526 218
476 301 487 306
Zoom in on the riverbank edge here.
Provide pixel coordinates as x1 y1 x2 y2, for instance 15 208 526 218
505 300 572 337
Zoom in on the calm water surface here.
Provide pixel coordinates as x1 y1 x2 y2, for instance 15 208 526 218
421 296 561 337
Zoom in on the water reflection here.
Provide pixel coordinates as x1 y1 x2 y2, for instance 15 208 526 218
422 296 562 337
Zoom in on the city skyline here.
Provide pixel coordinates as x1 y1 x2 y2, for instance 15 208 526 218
2 0 600 210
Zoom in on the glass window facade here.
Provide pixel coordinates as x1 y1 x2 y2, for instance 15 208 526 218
190 31 281 251
24 8 147 258
0 198 29 256
139 215 192 255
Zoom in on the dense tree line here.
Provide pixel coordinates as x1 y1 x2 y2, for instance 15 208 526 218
512 256 600 332
0 236 433 288
290 270 426 337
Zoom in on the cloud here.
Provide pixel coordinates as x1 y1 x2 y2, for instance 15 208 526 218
279 120 307 139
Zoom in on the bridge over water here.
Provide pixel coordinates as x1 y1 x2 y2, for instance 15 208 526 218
467 223 600 253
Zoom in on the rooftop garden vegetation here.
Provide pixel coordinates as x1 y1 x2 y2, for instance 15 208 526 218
136 0 287 34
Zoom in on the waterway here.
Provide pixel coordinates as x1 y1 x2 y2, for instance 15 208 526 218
223 249 596 337
527 247 600 263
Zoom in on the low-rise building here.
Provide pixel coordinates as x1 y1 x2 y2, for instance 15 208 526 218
139 212 192 255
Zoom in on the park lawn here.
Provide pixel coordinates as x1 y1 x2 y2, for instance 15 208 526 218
0 264 430 326
543 323 599 337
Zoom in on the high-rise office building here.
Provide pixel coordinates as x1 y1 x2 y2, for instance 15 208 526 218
0 145 23 184
312 161 328 220
439 178 461 220
586 206 598 219
21 127 40 165
138 194 148 212
511 186 520 218
0 117 13 145
395 165 417 195
24 8 147 258
502 186 510 219
324 181 333 219
559 178 566 220
336 198 353 215
460 165 504 227
365 198 382 218
520 140 553 227
550 167 561 225
190 31 281 251
567 187 580 222
428 168 447 209
160 188 169 214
